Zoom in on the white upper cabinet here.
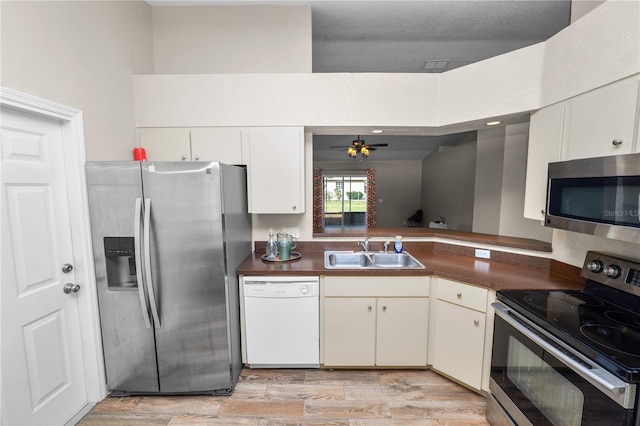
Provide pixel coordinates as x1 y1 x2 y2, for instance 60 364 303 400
138 128 191 161
189 128 243 164
563 77 639 160
138 126 304 214
524 74 640 221
243 127 305 214
138 127 244 163
523 104 565 220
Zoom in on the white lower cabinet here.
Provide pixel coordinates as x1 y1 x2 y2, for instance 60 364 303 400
324 297 376 366
376 297 430 366
431 277 494 392
321 275 494 392
323 276 429 367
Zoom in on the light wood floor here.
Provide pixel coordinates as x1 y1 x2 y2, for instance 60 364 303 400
78 368 490 425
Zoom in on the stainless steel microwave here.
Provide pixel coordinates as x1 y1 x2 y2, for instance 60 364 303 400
545 152 640 244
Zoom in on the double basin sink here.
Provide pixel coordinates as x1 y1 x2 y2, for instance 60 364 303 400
324 251 425 269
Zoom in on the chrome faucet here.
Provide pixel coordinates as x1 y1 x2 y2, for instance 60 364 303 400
358 237 370 252
384 241 391 253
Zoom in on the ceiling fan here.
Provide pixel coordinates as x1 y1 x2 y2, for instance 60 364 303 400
330 135 389 158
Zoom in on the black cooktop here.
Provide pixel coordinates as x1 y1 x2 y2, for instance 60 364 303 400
498 285 640 382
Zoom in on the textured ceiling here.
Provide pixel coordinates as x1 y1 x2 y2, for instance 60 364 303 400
312 0 571 73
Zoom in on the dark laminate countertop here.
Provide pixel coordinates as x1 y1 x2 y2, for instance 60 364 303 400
237 246 585 292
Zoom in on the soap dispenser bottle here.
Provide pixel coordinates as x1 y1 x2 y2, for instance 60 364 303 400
394 235 403 253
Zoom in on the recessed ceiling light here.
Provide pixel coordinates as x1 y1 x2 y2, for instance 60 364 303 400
371 129 383 134
486 121 502 126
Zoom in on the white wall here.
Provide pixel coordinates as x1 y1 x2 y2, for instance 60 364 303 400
498 123 553 242
420 143 477 231
472 124 553 242
0 1 155 161
152 5 312 73
134 1 640 130
314 161 423 228
540 0 640 107
472 128 505 235
133 73 441 128
553 230 640 267
571 0 607 22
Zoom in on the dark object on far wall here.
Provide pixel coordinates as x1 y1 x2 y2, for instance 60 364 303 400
408 210 423 227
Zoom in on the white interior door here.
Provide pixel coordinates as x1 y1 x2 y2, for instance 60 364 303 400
1 107 89 425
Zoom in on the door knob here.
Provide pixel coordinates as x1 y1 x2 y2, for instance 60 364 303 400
62 263 74 273
63 283 81 294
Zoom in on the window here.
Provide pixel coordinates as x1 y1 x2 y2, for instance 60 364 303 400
323 173 367 229
313 168 376 232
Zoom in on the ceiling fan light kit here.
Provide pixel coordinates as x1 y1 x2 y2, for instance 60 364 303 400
339 135 387 159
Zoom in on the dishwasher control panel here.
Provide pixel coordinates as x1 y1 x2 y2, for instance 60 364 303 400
243 276 319 298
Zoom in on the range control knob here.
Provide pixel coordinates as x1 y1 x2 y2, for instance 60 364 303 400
587 260 604 273
604 264 622 279
300 285 309 295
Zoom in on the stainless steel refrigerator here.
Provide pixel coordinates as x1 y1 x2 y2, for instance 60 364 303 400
86 161 251 395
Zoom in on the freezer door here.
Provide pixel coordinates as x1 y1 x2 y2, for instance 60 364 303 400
141 162 233 393
86 162 159 393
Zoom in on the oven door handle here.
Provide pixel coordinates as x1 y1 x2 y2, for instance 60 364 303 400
493 302 636 409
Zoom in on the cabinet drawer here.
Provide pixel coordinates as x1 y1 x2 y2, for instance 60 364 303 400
436 278 488 312
324 276 429 297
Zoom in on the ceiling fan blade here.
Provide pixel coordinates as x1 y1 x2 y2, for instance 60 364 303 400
365 143 389 147
330 145 351 149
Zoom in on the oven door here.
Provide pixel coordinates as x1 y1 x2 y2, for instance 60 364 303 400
490 303 637 426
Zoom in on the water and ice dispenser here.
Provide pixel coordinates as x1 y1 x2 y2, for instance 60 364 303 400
104 237 137 290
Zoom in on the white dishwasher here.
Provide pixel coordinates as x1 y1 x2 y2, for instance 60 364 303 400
243 276 320 368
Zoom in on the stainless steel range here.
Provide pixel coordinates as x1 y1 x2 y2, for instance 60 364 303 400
488 251 640 425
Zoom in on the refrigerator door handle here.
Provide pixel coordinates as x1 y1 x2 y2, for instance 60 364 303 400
144 198 161 328
134 197 152 328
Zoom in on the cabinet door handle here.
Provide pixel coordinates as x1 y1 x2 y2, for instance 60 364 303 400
382 305 387 311
457 292 462 298
367 305 372 311
181 155 188 161
292 205 297 210
194 155 200 161
612 139 623 146
474 319 480 326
